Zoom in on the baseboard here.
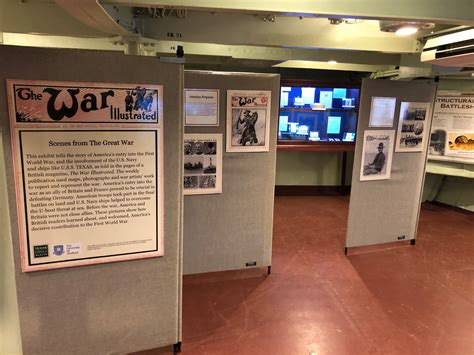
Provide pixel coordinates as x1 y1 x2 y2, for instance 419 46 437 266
275 185 351 196
422 201 473 215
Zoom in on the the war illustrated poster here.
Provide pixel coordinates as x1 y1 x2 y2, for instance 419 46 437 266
183 133 222 195
226 90 271 153
360 130 395 181
395 101 431 152
7 80 164 272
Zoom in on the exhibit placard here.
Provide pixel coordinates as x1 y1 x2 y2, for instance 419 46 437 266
428 92 474 164
184 133 222 195
226 90 271 152
7 80 164 272
184 89 219 126
369 97 397 127
395 101 430 152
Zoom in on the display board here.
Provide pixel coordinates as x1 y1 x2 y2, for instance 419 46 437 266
346 79 437 248
7 80 164 272
0 46 183 354
428 91 474 164
183 71 279 275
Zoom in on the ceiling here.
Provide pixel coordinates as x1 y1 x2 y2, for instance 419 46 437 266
1 0 473 78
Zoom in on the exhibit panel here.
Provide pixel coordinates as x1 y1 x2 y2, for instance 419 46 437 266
346 79 437 248
183 71 279 275
0 46 183 354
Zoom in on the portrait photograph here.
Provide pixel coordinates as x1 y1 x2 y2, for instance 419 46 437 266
360 130 395 181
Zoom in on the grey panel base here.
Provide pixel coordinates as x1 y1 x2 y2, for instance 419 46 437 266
346 79 437 248
0 46 183 354
183 71 279 275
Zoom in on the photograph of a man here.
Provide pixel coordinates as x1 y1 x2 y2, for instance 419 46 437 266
364 142 386 175
360 130 394 181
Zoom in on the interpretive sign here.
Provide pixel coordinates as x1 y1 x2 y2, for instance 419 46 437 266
184 89 219 126
7 80 164 272
183 134 222 195
226 90 271 152
369 97 397 127
428 92 474 164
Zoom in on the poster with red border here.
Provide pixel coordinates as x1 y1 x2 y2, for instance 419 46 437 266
7 80 164 272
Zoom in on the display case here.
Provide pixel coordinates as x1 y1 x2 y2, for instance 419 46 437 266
278 83 360 152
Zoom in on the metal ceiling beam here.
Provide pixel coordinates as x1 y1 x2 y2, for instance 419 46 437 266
152 40 401 66
274 60 393 72
138 12 421 53
101 0 474 25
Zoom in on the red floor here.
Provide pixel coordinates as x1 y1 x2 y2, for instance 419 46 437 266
138 196 474 355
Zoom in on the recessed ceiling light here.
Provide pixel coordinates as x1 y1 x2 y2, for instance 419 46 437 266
328 60 338 65
395 26 419 36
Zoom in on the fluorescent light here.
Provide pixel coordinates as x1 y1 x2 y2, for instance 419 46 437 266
395 26 418 36
328 60 338 65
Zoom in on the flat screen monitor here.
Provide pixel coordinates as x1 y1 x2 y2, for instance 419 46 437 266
327 116 342 134
279 115 289 132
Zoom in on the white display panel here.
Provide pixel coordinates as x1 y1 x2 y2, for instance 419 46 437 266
369 97 397 127
184 89 219 126
7 80 164 272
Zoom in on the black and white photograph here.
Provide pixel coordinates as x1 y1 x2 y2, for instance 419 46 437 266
204 141 217 155
429 129 447 156
184 141 194 155
226 90 271 153
183 133 222 195
395 101 430 152
184 156 204 175
360 130 395 181
199 175 217 189
184 176 199 189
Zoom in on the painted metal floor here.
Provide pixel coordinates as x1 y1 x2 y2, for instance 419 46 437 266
136 196 474 355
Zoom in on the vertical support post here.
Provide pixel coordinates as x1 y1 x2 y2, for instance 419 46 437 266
173 341 182 354
340 151 348 194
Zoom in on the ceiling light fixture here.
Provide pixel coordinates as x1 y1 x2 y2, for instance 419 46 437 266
395 26 419 36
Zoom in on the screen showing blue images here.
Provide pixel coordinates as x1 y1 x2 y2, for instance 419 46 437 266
278 85 359 143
